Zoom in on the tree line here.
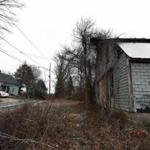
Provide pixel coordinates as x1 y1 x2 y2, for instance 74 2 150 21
54 17 112 103
14 62 47 99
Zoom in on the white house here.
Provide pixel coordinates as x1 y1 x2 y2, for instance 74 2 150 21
0 72 20 96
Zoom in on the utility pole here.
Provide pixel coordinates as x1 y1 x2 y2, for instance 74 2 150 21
48 62 51 99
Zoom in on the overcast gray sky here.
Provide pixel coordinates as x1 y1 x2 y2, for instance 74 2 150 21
0 0 150 90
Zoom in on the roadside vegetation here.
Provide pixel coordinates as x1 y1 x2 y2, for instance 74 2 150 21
0 101 150 150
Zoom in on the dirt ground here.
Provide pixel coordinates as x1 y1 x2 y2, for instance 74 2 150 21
129 112 150 124
48 99 82 107
33 99 82 108
0 98 19 104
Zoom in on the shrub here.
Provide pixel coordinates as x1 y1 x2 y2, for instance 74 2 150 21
142 120 150 132
108 110 129 129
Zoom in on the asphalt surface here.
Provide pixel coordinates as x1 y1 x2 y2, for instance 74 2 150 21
0 99 40 110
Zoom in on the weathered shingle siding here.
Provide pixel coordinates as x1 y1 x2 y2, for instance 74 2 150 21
95 42 116 105
96 42 115 80
131 63 150 111
113 53 130 111
95 42 131 111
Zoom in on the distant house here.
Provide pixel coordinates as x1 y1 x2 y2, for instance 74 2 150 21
91 38 150 112
0 72 20 96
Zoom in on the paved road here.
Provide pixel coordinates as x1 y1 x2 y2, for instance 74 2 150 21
0 100 40 110
0 98 82 110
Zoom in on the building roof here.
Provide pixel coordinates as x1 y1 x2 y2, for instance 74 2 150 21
118 43 150 58
0 72 20 86
90 38 150 43
91 38 150 59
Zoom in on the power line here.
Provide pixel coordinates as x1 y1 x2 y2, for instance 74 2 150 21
1 38 49 70
15 24 46 57
0 48 23 63
38 66 49 71
0 47 50 73
3 50 50 61
2 38 41 65
0 48 53 78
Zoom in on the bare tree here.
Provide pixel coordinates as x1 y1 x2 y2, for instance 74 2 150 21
31 65 41 80
0 0 23 35
54 17 113 102
54 49 72 98
73 17 95 104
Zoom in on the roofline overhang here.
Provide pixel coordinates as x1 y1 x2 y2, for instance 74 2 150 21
129 57 150 63
90 38 150 45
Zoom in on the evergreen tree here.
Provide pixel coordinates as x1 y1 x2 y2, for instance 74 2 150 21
15 62 34 86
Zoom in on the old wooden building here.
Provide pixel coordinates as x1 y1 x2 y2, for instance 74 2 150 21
91 38 150 112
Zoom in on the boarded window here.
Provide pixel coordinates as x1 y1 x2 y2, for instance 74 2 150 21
98 69 113 110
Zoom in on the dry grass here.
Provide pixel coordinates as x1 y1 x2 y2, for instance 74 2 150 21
0 98 19 104
0 102 149 150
